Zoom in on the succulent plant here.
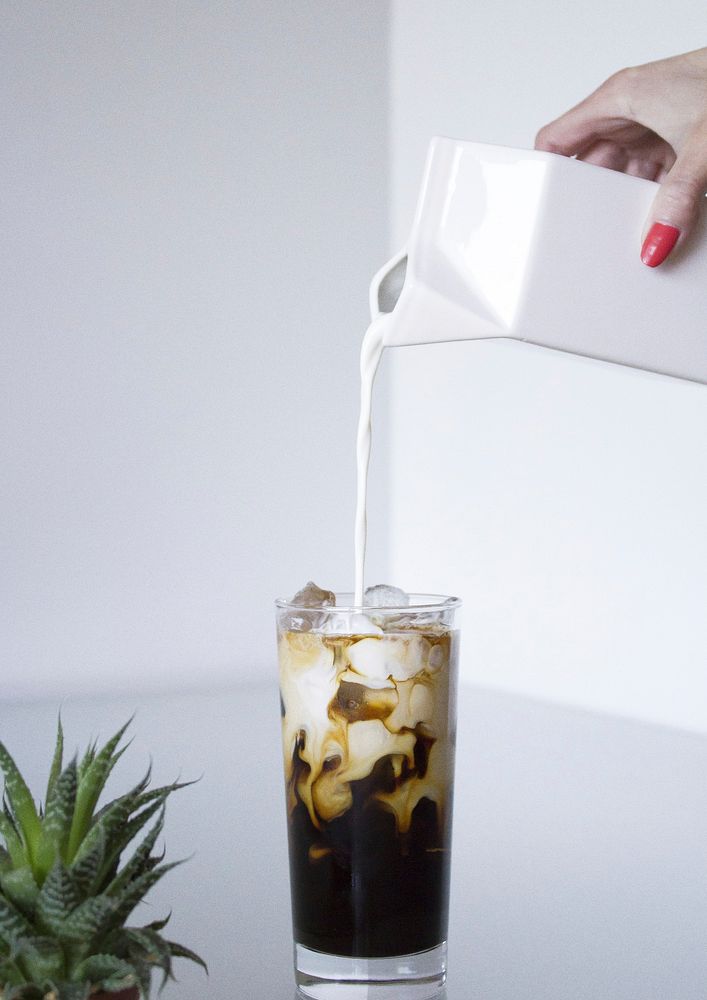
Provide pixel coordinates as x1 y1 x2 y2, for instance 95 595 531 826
0 719 206 1000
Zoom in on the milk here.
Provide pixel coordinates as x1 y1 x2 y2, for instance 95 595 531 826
353 313 389 606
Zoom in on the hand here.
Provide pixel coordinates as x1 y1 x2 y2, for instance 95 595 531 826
535 48 707 267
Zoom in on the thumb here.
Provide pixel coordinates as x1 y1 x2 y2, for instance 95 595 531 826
641 121 707 267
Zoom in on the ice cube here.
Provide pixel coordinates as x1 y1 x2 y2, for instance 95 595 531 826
319 611 383 636
428 643 447 672
337 668 395 690
347 634 431 682
292 581 336 608
364 584 409 608
384 679 433 732
285 581 336 631
382 597 458 632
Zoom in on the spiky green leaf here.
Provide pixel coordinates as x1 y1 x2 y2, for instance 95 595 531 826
0 896 32 944
106 810 164 898
45 717 64 806
144 913 170 933
43 759 78 846
124 927 172 987
70 824 105 898
72 776 148 893
71 795 130 875
129 956 152 999
74 952 136 988
36 759 78 878
0 813 26 870
166 939 208 974
76 740 97 785
12 936 65 983
98 802 162 890
112 861 183 927
58 896 116 945
133 779 196 815
0 958 25 987
93 779 191 889
109 793 160 852
2 978 41 998
2 801 21 844
35 861 81 934
3 799 18 831
90 764 151 829
67 720 133 862
74 766 150 857
0 746 41 867
0 867 39 918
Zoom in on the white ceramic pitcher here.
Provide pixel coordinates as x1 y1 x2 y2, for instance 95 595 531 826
371 138 707 384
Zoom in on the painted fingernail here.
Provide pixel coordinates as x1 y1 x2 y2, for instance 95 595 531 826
641 222 680 267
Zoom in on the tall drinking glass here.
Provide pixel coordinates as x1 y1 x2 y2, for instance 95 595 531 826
275 593 461 999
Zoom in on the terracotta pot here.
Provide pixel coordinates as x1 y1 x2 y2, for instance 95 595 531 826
93 991 139 1000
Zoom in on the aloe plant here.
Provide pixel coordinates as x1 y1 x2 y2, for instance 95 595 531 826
0 719 206 999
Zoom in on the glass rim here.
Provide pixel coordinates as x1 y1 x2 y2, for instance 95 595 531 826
275 592 462 613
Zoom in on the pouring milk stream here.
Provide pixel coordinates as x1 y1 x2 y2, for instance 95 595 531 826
354 314 387 607
353 138 707 604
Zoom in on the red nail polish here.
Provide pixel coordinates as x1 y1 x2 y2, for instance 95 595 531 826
641 222 680 267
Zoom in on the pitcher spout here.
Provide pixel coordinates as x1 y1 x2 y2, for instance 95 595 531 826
369 248 408 319
368 241 507 350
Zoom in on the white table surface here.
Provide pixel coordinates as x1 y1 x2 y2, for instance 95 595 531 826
2 682 706 1000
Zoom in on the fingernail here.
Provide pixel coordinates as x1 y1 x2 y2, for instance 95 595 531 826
641 222 680 267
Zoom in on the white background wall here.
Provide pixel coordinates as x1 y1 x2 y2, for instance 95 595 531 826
1 1 389 699
385 0 707 731
3 3 706 732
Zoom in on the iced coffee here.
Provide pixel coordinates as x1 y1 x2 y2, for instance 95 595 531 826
276 583 460 997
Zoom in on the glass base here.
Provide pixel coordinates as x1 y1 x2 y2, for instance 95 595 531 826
294 942 447 999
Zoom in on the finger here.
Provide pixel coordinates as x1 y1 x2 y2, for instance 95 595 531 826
624 157 662 181
579 134 674 181
641 120 707 267
535 111 605 158
535 70 633 156
577 140 630 173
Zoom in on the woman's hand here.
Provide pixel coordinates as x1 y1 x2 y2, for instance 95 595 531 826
535 48 707 267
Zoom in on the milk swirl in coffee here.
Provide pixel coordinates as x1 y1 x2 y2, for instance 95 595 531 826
277 588 458 957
